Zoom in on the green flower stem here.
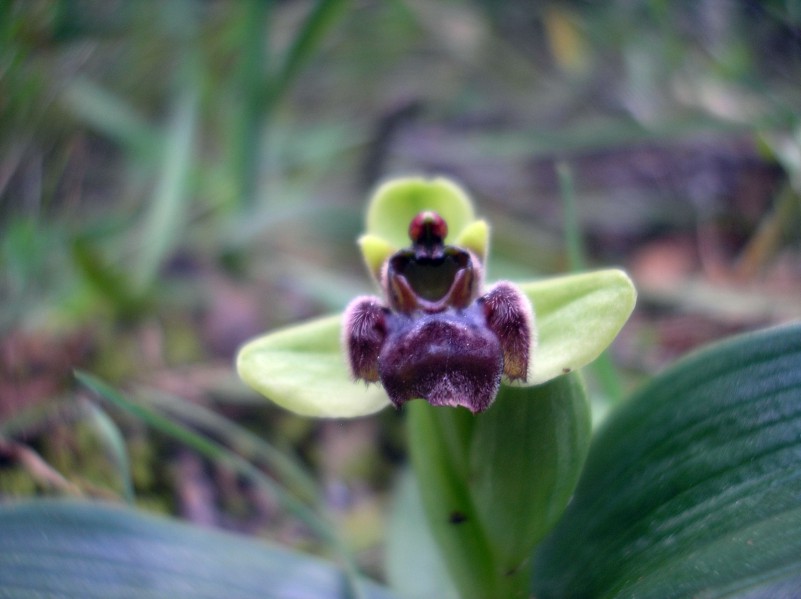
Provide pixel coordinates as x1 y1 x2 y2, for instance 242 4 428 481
407 401 504 599
409 373 592 598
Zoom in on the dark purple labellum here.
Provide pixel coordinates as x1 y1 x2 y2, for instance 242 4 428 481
343 211 532 413
378 304 504 412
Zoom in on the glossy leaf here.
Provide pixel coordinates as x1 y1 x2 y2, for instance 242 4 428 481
409 373 591 599
0 500 395 599
236 269 634 417
533 323 801 598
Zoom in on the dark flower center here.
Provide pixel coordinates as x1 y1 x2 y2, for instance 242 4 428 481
388 248 471 303
385 211 478 313
343 210 531 414
378 305 503 413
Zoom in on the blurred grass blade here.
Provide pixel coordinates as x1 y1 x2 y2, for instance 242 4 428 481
79 398 135 504
557 160 624 403
143 390 320 506
0 437 81 496
556 161 586 272
266 0 350 108
229 0 270 208
74 372 322 530
71 236 148 319
53 0 132 38
62 79 160 159
735 181 801 278
533 323 801 598
134 85 199 290
74 371 367 599
0 500 397 599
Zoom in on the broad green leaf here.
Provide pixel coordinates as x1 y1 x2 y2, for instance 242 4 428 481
0 500 395 599
409 373 590 599
236 315 390 417
533 323 801 598
236 269 634 417
365 177 476 249
520 268 635 384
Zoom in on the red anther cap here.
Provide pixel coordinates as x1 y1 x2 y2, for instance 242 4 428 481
409 211 448 243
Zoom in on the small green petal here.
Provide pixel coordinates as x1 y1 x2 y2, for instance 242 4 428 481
366 177 476 249
454 219 489 262
236 315 390 418
520 268 636 385
357 234 396 283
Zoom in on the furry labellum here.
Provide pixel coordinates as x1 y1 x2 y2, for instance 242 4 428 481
343 211 533 413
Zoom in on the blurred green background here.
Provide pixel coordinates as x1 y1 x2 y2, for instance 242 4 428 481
2 0 801 578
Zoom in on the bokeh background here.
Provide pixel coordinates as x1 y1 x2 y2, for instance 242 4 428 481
2 0 801 579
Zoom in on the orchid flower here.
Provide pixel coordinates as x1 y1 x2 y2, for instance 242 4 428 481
237 177 636 417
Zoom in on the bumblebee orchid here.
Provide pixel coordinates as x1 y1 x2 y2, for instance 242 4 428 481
237 177 635 417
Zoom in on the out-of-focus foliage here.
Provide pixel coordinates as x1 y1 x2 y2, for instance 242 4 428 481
1 0 800 592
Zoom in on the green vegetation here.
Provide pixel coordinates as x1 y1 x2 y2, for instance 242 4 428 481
2 1 801 597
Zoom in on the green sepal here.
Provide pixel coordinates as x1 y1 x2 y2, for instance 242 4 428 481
236 315 389 418
520 268 636 385
365 177 476 249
